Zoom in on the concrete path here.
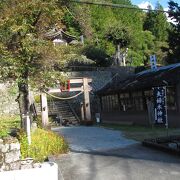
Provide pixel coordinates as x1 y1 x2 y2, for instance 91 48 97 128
51 126 180 180
52 126 136 152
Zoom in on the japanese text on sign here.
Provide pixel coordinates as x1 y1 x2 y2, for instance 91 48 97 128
153 87 167 124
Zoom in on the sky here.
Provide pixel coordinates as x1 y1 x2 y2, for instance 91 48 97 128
131 0 178 23
131 0 169 9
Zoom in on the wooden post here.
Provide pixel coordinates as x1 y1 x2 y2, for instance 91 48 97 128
100 96 103 111
80 102 85 121
41 92 49 128
22 113 31 145
83 78 91 121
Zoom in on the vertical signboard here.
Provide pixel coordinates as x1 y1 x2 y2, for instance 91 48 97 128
153 87 167 124
150 55 157 70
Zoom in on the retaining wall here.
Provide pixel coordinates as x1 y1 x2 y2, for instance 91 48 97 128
0 137 20 171
0 137 58 180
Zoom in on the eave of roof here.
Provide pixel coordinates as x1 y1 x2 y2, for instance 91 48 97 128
96 63 180 96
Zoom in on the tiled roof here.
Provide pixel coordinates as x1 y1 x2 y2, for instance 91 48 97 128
96 63 180 95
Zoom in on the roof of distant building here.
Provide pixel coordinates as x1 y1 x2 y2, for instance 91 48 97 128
45 29 77 43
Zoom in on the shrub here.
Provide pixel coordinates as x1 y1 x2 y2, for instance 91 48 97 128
19 128 68 162
0 126 9 138
34 95 41 103
36 115 42 128
0 115 20 138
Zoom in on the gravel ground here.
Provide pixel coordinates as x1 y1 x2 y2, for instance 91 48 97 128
52 126 137 152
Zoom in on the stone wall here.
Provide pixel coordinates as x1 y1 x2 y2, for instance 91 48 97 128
0 137 21 171
0 83 19 115
0 137 41 172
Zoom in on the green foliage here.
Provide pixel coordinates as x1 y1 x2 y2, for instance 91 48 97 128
105 22 132 48
63 2 93 38
19 128 68 162
167 0 180 63
18 130 29 159
0 128 9 138
53 0 173 66
7 84 18 96
0 0 76 89
0 0 83 128
36 115 42 128
34 95 41 104
82 45 112 66
143 3 169 41
142 3 170 64
0 115 21 138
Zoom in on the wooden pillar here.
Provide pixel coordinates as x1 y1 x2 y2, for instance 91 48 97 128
142 91 147 110
83 78 91 121
117 93 121 110
100 96 103 112
41 92 49 128
80 102 85 121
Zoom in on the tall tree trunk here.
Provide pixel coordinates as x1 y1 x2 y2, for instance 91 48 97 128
16 82 30 129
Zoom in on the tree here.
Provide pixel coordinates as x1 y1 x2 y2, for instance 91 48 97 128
82 45 112 66
143 3 170 65
167 0 180 63
154 3 169 41
143 3 169 41
62 1 93 39
0 0 72 127
105 22 132 48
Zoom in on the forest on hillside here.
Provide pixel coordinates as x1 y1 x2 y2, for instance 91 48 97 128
63 0 180 67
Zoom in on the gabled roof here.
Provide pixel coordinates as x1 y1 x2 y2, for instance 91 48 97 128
45 29 77 43
96 63 180 96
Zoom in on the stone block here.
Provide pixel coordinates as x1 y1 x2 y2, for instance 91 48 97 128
5 151 20 164
1 144 9 153
0 154 3 166
10 143 20 151
0 164 10 171
9 161 21 170
33 163 41 169
3 136 18 144
20 164 33 170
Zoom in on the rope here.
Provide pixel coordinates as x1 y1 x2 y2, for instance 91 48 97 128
43 90 83 100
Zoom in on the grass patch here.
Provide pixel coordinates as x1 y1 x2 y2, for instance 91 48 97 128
0 115 20 138
101 124 180 141
19 128 68 162
0 116 68 162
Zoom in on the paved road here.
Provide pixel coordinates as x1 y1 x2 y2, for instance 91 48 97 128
51 126 180 180
52 126 136 152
